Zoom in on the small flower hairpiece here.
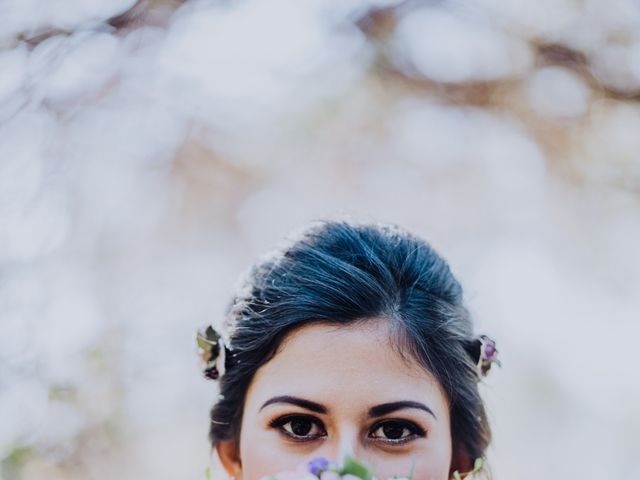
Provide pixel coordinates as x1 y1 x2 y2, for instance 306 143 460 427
452 458 484 480
476 334 500 378
196 325 227 380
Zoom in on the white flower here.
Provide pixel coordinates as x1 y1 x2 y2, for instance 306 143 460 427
217 337 227 378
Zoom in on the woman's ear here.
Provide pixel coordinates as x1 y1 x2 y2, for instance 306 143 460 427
216 439 243 479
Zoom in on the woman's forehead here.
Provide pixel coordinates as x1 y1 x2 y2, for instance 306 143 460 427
244 320 449 417
274 320 413 367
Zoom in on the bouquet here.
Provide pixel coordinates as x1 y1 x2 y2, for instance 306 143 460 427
256 455 483 480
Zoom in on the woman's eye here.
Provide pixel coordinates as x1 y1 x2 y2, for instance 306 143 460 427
369 420 425 444
271 415 326 441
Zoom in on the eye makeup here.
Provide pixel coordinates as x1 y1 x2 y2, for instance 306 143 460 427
368 418 427 445
268 414 327 443
268 414 427 447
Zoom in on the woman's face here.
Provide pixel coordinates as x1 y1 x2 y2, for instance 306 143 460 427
217 319 453 480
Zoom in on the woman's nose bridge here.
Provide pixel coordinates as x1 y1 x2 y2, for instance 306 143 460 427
326 423 360 461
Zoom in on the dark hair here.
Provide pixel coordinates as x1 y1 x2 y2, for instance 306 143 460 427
209 220 491 470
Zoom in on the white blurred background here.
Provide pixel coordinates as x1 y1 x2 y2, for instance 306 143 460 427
1 0 639 479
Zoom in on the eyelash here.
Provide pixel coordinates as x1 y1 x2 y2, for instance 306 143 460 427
369 419 426 445
268 415 426 445
269 415 326 443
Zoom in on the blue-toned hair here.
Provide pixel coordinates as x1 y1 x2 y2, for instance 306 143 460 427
209 220 491 471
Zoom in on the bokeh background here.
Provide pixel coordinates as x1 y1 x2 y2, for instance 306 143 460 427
1 0 639 479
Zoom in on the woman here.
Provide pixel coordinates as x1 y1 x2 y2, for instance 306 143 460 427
197 220 499 480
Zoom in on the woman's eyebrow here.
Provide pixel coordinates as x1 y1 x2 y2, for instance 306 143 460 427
368 401 437 420
259 395 328 414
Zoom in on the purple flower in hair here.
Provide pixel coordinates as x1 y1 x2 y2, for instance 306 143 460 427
477 335 500 377
482 336 497 361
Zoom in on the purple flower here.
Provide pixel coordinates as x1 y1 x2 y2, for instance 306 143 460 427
482 338 496 361
476 335 500 377
307 457 331 477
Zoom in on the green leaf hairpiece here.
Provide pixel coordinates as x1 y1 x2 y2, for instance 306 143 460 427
452 457 484 480
196 325 226 380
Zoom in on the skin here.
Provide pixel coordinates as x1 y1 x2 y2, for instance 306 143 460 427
216 319 453 480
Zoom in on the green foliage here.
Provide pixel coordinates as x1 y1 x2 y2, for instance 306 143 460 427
337 455 373 480
1 445 34 480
